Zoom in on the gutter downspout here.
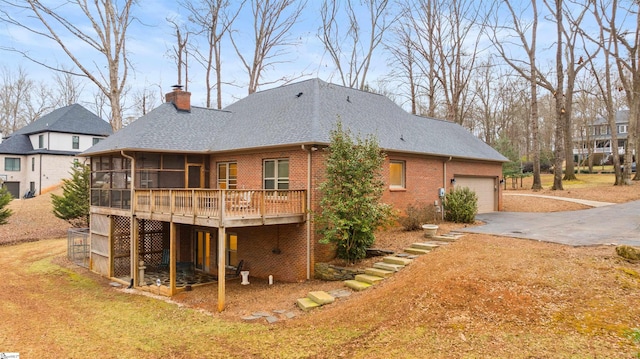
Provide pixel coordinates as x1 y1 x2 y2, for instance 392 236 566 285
443 156 452 190
302 144 312 280
39 153 42 195
442 156 452 221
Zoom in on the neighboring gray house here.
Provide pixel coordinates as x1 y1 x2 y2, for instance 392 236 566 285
573 110 632 165
82 79 507 306
0 104 112 198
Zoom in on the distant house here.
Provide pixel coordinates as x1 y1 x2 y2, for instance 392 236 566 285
0 104 112 198
573 110 633 165
82 79 507 307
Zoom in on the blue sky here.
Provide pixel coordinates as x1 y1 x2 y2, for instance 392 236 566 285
0 0 609 120
0 0 387 115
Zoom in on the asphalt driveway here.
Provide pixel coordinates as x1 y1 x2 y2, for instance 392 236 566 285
460 200 640 246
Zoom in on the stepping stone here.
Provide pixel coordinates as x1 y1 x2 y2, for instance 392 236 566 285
344 280 372 291
365 267 394 278
383 256 413 266
423 241 449 246
407 254 419 259
354 274 384 285
273 309 287 314
284 312 296 319
412 242 440 250
308 291 335 305
396 253 410 258
265 316 279 324
432 234 463 242
241 315 262 321
373 262 404 272
404 247 430 255
328 289 352 298
296 297 321 311
252 311 271 317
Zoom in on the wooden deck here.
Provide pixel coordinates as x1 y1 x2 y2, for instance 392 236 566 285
132 189 306 227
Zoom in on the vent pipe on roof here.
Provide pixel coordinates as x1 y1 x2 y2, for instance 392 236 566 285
165 85 191 112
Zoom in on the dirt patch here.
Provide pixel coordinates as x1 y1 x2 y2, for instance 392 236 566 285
2 175 640 357
0 187 68 246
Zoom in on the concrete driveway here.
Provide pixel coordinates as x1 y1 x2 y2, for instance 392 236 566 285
460 200 640 246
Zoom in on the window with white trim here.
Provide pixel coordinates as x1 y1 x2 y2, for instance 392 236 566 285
389 160 405 188
263 159 289 190
72 136 80 150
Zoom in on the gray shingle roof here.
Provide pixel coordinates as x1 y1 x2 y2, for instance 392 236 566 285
0 103 112 156
0 133 33 154
85 104 232 154
12 103 112 137
84 79 507 162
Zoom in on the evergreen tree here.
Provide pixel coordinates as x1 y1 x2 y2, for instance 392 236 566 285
316 122 395 263
51 163 90 228
0 186 13 224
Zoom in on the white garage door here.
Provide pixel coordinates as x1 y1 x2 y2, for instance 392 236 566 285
454 176 496 213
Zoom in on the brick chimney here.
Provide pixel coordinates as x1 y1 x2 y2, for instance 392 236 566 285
165 85 191 111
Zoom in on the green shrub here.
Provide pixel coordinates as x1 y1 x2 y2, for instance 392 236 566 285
0 186 13 224
399 202 437 231
443 187 477 223
51 163 90 228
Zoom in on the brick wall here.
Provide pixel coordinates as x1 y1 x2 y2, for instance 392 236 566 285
232 224 307 282
203 147 503 282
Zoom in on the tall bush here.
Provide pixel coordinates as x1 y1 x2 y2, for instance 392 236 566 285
0 186 13 224
316 122 395 263
444 187 477 223
51 163 90 228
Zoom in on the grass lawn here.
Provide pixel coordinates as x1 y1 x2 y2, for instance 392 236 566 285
2 174 640 358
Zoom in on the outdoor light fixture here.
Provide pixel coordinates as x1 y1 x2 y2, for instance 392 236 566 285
450 178 456 185
499 178 505 184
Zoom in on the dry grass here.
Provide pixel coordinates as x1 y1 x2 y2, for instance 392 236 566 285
2 174 640 358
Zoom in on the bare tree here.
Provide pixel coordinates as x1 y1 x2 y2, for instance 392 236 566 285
53 69 85 107
0 0 136 131
26 80 56 124
0 66 33 136
167 18 190 91
409 0 485 126
542 0 594 182
488 0 544 190
183 0 243 109
385 16 421 114
131 87 159 118
319 0 395 90
588 0 639 183
230 0 307 94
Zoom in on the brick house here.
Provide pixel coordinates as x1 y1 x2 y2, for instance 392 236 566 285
83 79 506 309
0 104 111 198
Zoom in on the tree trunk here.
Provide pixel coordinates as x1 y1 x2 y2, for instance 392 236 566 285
552 0 564 191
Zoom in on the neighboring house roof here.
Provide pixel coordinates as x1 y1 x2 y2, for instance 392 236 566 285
592 109 629 126
0 104 112 156
85 79 507 162
0 134 34 155
11 103 112 137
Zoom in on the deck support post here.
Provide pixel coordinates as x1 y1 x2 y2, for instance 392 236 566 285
169 221 177 295
130 216 139 286
217 190 226 312
217 225 226 312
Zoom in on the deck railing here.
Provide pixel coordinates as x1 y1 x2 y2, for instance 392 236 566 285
133 189 306 220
